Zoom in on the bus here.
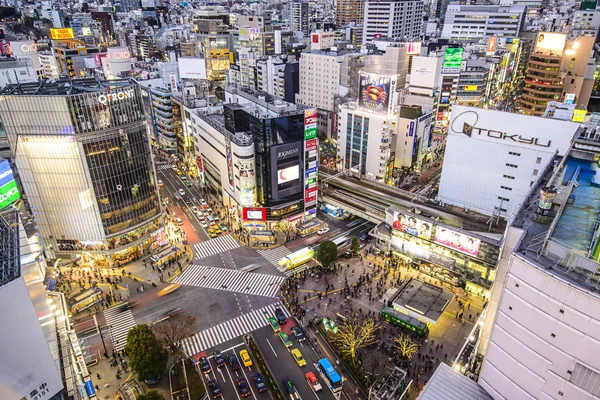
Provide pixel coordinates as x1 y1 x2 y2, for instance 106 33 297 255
297 220 321 237
278 247 314 270
331 235 350 250
381 307 429 338
69 287 103 314
317 358 343 393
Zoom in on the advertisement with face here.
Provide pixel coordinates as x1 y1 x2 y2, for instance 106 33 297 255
434 226 480 257
358 72 391 114
389 211 432 240
391 231 456 269
535 32 566 55
271 142 303 201
238 158 256 206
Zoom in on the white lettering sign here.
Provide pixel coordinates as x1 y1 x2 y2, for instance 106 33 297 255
98 89 135 105
20 43 38 53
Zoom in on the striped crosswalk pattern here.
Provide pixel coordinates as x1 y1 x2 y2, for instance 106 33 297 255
284 264 311 277
174 265 286 297
181 302 291 356
156 164 172 171
104 305 137 352
257 246 291 269
193 235 240 260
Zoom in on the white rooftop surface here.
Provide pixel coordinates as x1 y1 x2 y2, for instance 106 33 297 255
418 363 492 400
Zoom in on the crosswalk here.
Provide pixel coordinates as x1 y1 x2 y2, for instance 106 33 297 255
104 305 137 352
257 246 291 269
156 164 172 171
180 302 291 356
193 235 241 260
174 265 286 297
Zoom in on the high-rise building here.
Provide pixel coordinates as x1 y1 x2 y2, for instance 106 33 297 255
362 0 424 45
290 0 310 37
337 0 365 27
441 3 526 41
0 79 163 266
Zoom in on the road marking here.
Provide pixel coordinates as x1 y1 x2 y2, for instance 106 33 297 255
239 360 258 399
265 339 278 357
225 365 242 400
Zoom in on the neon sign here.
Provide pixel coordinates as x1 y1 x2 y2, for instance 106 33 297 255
98 89 135 105
20 43 37 53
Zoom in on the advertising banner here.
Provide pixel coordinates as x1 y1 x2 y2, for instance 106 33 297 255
305 138 318 151
434 226 480 257
388 210 433 240
535 32 566 55
304 127 317 140
239 157 256 206
390 230 456 269
358 72 392 114
442 48 464 72
486 36 497 55
0 160 20 211
278 165 299 184
243 207 266 221
226 139 234 190
50 28 74 40
464 85 478 91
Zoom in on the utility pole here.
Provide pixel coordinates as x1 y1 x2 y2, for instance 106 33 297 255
93 314 109 359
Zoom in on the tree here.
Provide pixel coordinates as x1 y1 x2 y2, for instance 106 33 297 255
137 390 165 400
152 312 197 357
351 236 360 255
316 240 338 267
126 324 169 382
394 334 419 360
214 86 225 101
330 316 379 364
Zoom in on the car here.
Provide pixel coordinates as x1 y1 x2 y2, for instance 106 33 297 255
191 206 199 213
207 215 214 222
239 349 253 367
158 179 163 187
305 372 323 392
268 316 281 333
199 356 211 374
180 176 188 181
213 350 225 368
178 189 185 196
219 223 228 231
208 230 218 238
184 180 192 187
175 218 183 226
275 308 287 325
318 228 330 235
291 349 306 366
282 379 300 399
228 353 241 370
252 373 267 393
207 379 223 398
236 377 250 398
279 331 292 348
170 164 177 170
207 208 214 214
212 213 220 221
360 233 368 242
200 198 207 205
212 225 222 234
291 326 306 342
176 170 183 176
201 221 208 228
197 213 205 220
183 196 191 204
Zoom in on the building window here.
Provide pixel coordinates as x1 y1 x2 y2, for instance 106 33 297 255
501 186 513 191
498 196 510 202
536 157 542 164
533 169 539 176
508 151 521 156
503 175 515 180
506 163 518 168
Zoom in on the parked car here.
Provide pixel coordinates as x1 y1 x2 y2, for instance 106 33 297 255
252 373 267 393
213 350 225 368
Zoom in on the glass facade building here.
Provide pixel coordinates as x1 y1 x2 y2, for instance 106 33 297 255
0 79 162 266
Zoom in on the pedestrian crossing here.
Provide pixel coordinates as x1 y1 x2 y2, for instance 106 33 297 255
104 305 137 352
257 246 291 269
180 302 291 356
156 164 172 171
174 265 286 297
193 234 241 260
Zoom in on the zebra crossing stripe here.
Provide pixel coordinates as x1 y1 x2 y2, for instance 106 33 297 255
174 265 286 297
257 246 291 268
181 302 291 356
193 235 241 260
104 305 137 352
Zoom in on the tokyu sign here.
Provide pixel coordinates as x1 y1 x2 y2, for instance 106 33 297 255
98 89 135 105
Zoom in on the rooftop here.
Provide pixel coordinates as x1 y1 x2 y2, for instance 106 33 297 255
418 363 492 400
392 278 453 324
0 78 135 96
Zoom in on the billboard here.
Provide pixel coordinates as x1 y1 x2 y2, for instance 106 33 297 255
442 48 464 71
486 36 497 55
178 57 207 80
271 142 303 201
238 157 256 206
240 27 260 41
434 226 480 257
535 32 566 55
0 160 20 211
278 165 299 184
386 210 433 240
358 72 392 114
464 85 478 91
304 108 317 140
404 42 421 55
243 207 266 221
50 28 74 40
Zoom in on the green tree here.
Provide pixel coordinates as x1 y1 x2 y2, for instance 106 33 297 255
126 325 168 382
351 236 360 255
214 86 225 101
137 390 165 400
317 240 338 267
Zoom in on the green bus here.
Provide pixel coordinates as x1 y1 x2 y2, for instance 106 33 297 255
381 307 429 338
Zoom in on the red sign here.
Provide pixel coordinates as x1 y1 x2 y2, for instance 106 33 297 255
305 139 317 151
312 34 319 43
196 156 203 173
243 207 266 221
289 213 303 223
305 187 318 196
305 115 317 125
305 195 317 203
487 36 497 54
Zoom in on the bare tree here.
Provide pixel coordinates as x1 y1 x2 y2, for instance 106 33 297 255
330 316 379 363
394 334 419 360
152 312 197 357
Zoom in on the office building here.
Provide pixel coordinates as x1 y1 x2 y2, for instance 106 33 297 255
571 9 600 40
0 80 162 265
38 51 60 78
290 0 310 37
256 56 299 103
337 0 365 27
138 79 178 153
476 122 600 400
362 0 424 45
195 20 232 82
0 58 37 86
438 105 579 218
441 3 526 41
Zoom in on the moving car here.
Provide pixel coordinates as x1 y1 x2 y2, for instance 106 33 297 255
208 230 218 238
208 379 223 398
201 221 208 228
212 225 222 234
252 373 267 393
178 189 185 196
275 308 287 325
360 233 368 241
219 223 228 232
239 349 253 367
175 218 183 226
213 350 225 368
291 349 306 366
199 355 212 374
268 316 281 333
158 180 163 187
184 180 192 187
291 326 306 342
200 199 207 206
228 353 241 371
171 164 177 170
305 372 323 392
191 206 199 214
282 379 300 399
279 331 292 348
236 377 250 398
318 227 330 235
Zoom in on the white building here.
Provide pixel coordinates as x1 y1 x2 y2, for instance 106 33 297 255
404 54 444 111
39 51 60 78
438 106 579 218
0 58 37 87
441 3 526 40
570 9 600 40
257 56 286 97
362 0 424 45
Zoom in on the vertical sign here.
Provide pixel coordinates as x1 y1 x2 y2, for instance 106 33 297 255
304 108 318 219
170 75 177 93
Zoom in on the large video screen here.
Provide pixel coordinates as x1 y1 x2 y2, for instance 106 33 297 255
358 72 392 114
0 160 20 211
434 226 480 257
443 48 464 70
535 32 566 55
388 210 432 240
270 142 303 201
278 165 299 184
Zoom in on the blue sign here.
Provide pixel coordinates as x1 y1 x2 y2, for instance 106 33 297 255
0 160 14 187
84 377 96 397
427 125 434 148
306 167 317 175
408 121 415 137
